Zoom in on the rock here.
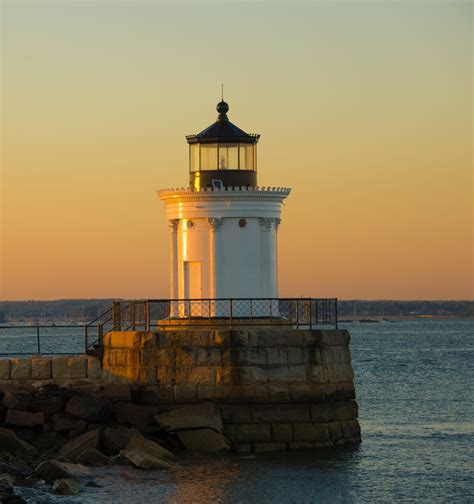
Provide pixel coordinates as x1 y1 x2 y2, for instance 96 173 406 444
109 454 130 466
75 448 109 467
0 474 16 486
96 384 131 402
0 428 37 455
3 391 32 411
154 402 224 433
177 429 231 452
55 429 100 462
127 432 174 460
35 460 73 483
53 478 77 495
5 410 44 428
31 357 52 380
0 360 10 380
114 402 161 426
66 395 113 423
119 449 173 470
101 427 141 455
29 394 65 415
52 413 85 433
85 480 100 487
35 460 92 484
10 359 31 381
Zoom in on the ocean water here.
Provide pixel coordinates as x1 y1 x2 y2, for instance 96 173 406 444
14 319 474 503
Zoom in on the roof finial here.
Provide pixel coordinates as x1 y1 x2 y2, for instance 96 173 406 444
216 85 229 120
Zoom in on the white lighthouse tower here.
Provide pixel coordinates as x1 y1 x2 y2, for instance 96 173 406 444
158 99 290 308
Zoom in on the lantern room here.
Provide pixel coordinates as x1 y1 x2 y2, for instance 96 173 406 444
186 100 260 190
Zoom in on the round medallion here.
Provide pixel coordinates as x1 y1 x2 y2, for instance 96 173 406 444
238 219 247 228
187 220 195 230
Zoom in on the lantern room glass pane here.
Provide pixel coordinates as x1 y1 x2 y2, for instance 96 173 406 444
190 144 200 172
218 144 239 170
239 144 255 170
200 144 218 170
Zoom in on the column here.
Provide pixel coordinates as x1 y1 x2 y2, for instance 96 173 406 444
274 218 281 296
168 219 179 302
208 217 223 315
259 218 274 298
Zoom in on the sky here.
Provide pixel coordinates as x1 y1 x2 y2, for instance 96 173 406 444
0 0 472 301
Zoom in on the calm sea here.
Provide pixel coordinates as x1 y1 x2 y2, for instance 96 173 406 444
15 319 474 503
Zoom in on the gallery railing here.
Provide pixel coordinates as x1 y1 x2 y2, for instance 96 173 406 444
0 298 337 356
108 298 338 331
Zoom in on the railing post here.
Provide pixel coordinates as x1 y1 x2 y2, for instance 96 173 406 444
113 301 122 331
309 298 312 331
36 325 41 355
296 299 299 328
229 299 233 329
335 298 338 329
130 302 135 331
99 323 104 348
84 325 88 353
146 301 150 331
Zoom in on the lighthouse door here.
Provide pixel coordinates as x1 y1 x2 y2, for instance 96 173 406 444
183 261 202 316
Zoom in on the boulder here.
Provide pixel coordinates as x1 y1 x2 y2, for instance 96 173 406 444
96 384 131 402
35 460 92 484
154 403 223 433
35 460 73 483
29 394 65 415
52 414 85 433
0 428 37 455
66 395 113 423
3 391 32 411
55 429 100 462
5 410 44 428
101 427 141 455
177 429 231 452
114 402 161 426
127 432 174 460
53 478 77 495
119 449 173 470
76 448 109 467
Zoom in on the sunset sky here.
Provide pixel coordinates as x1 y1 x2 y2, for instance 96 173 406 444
1 1 472 301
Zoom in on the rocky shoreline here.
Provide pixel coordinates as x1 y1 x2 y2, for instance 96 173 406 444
0 378 360 502
0 382 237 502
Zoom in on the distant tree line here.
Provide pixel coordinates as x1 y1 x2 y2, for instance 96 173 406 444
338 300 473 318
0 300 112 322
0 299 472 322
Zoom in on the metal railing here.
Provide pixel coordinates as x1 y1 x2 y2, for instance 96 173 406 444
0 298 337 356
109 298 337 331
0 325 88 356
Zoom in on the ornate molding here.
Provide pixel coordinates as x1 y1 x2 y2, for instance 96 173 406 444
168 219 179 232
275 218 282 231
208 217 223 230
259 217 275 230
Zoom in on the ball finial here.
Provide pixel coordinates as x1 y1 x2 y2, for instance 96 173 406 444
217 100 229 115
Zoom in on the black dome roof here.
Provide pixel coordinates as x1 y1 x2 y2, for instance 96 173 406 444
186 101 260 145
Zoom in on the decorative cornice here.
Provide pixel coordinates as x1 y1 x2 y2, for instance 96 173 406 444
158 186 291 203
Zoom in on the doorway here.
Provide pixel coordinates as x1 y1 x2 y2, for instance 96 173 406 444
183 261 202 316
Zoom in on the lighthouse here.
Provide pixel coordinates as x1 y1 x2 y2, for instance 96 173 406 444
158 99 290 306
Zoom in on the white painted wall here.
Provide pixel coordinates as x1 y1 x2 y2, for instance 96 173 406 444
159 187 290 305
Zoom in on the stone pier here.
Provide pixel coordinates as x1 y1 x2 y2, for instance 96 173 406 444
102 328 360 452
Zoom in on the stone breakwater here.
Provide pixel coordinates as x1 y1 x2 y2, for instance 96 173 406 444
0 328 359 500
101 328 361 452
